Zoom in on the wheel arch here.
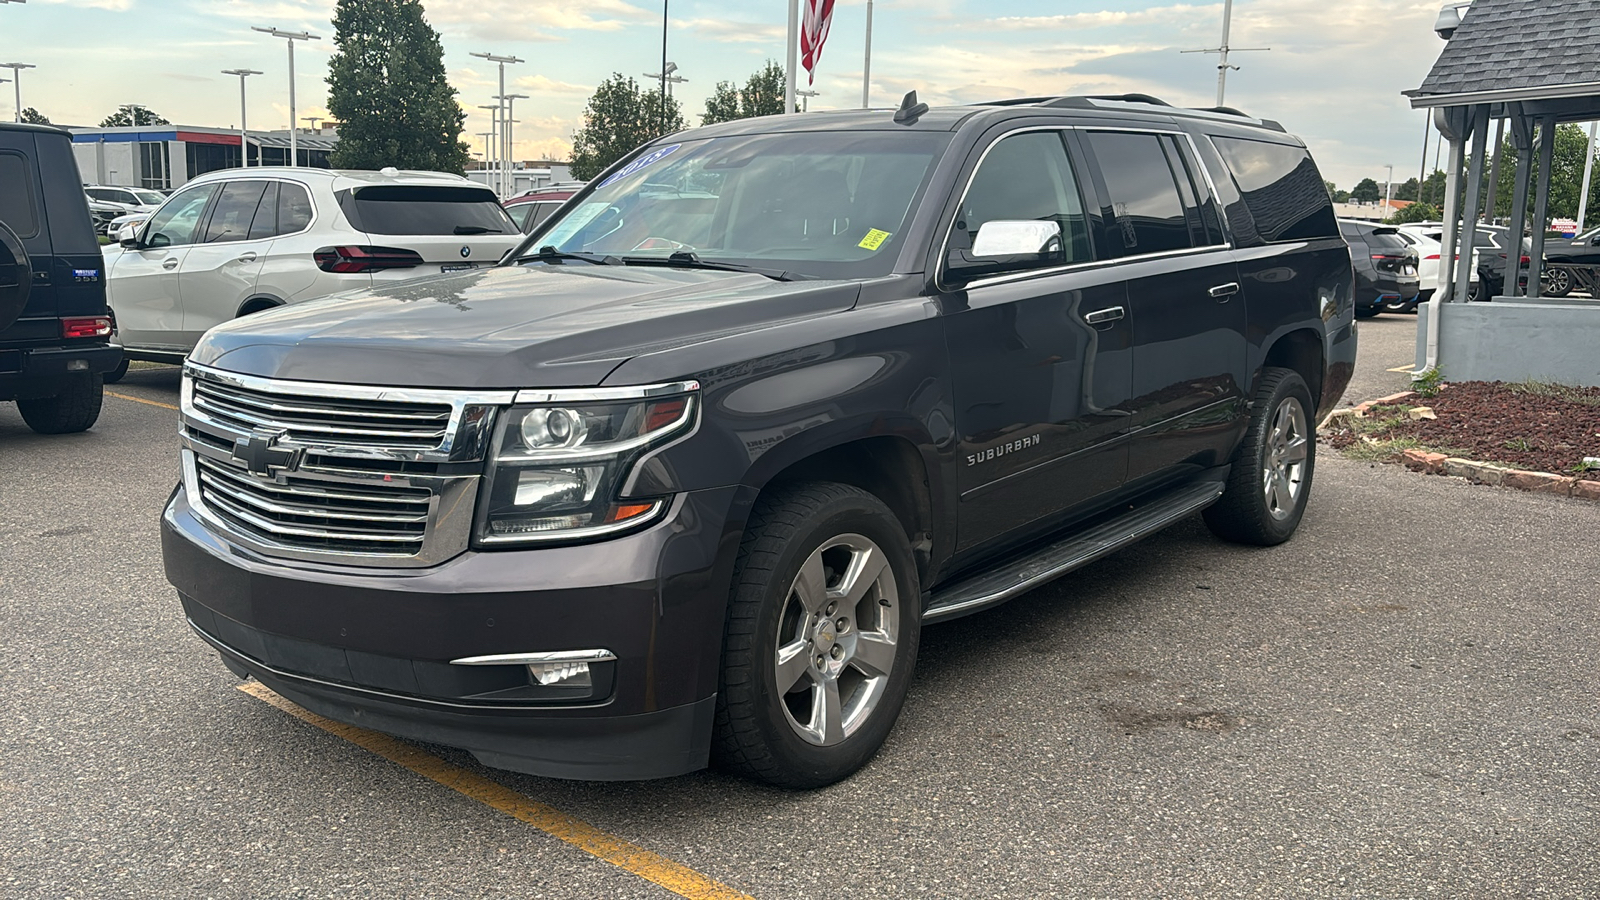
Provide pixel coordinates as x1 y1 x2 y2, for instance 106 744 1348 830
235 294 286 318
1258 328 1324 414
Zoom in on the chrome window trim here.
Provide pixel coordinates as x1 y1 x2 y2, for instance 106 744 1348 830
964 243 1233 291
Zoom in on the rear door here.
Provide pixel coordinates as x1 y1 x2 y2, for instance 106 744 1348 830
1077 128 1248 484
178 178 274 343
106 182 216 350
0 132 53 333
336 184 521 278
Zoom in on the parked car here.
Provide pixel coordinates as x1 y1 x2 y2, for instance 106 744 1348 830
84 184 165 235
1338 219 1420 316
163 93 1355 788
1 123 122 433
1535 225 1600 297
1395 221 1480 305
104 166 522 371
502 183 583 234
1470 224 1531 299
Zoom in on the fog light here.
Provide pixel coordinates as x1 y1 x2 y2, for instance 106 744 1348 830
527 660 592 687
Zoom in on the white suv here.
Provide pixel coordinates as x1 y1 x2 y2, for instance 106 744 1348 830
105 167 521 364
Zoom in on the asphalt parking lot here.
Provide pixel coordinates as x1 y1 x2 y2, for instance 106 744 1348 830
3 314 1598 898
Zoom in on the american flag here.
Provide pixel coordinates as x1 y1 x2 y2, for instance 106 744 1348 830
800 0 836 85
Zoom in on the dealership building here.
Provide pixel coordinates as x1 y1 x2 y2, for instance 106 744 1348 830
69 124 339 190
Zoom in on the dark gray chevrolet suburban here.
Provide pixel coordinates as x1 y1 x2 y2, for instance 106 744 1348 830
162 94 1356 788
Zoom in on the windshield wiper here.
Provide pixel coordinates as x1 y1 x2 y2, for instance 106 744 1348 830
453 225 501 235
519 245 620 266
621 251 808 282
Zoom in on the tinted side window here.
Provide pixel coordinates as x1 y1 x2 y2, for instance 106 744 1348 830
278 183 313 234
247 181 280 240
203 181 269 243
86 188 112 202
144 184 217 248
953 130 1092 269
1211 136 1339 242
0 152 41 238
527 203 559 233
1084 131 1192 256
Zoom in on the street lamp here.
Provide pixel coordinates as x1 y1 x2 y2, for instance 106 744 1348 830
1 63 36 124
644 62 688 100
251 27 320 167
302 116 322 131
1384 163 1395 216
470 52 524 197
797 89 819 113
476 131 493 188
495 94 528 195
223 68 262 168
476 104 500 195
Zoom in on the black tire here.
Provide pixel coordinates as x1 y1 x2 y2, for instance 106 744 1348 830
1203 368 1314 546
713 482 920 789
17 373 104 434
103 357 130 384
1542 268 1573 298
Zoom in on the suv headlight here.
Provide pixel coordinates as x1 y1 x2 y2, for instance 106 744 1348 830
475 387 698 546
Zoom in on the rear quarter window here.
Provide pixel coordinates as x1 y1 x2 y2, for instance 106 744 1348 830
0 152 41 239
338 185 516 236
1211 136 1339 243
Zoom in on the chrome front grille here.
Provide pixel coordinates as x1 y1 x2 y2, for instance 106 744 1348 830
179 363 516 568
190 376 454 448
195 455 431 556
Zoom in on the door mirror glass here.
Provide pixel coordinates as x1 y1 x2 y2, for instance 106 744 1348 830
970 220 1064 257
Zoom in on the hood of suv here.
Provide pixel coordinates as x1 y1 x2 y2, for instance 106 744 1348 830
189 262 862 388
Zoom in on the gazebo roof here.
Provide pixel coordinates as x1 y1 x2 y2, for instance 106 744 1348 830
1407 0 1600 116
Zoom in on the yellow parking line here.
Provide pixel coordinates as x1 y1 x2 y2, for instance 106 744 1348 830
1385 364 1419 374
106 390 179 411
238 682 754 900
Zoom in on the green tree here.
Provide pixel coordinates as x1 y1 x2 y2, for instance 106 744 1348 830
1393 177 1420 202
1351 177 1383 203
1331 189 1351 203
325 0 470 174
1386 202 1440 225
99 105 169 127
1419 170 1447 206
700 61 794 126
569 74 684 181
19 108 50 125
1483 123 1599 223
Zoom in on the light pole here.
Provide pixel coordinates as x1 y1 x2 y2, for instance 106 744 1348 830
477 131 493 189
1181 0 1268 107
495 93 528 194
1384 164 1394 217
251 27 320 167
470 52 524 198
1 63 36 123
797 89 819 113
862 0 873 108
301 115 322 131
784 0 799 115
477 104 499 196
223 68 262 168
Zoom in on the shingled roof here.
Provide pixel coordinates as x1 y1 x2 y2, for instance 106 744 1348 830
1408 0 1600 107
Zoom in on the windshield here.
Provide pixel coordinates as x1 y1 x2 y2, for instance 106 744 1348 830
133 190 166 205
521 131 950 279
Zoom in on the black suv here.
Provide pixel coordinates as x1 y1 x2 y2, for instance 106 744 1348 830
162 94 1355 787
1337 220 1419 316
1 123 122 433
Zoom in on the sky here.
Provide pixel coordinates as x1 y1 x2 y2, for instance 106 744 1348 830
0 0 1448 190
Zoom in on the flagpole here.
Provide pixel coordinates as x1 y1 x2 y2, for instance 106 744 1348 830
785 0 799 114
862 0 873 108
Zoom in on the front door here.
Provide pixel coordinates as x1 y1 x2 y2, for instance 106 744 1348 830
941 128 1133 554
179 179 273 344
1078 129 1248 484
108 183 216 351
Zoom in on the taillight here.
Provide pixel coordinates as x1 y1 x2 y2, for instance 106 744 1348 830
313 245 425 274
1424 254 1441 260
61 316 112 339
1520 255 1531 265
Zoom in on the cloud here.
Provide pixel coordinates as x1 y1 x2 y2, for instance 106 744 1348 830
679 18 785 44
514 74 591 96
33 0 137 10
425 0 653 42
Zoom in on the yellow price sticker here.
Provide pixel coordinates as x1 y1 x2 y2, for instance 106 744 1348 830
858 228 892 251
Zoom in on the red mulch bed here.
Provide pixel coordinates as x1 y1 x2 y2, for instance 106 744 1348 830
1325 381 1600 474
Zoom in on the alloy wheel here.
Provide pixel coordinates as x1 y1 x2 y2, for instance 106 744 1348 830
1262 398 1309 521
773 534 900 746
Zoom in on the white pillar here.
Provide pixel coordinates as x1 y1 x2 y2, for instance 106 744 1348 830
785 0 799 115
1578 121 1598 234
286 39 297 167
862 0 874 109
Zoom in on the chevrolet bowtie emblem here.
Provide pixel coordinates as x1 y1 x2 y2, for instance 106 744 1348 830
232 432 299 476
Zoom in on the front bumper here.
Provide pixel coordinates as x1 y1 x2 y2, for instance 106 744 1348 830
163 482 750 780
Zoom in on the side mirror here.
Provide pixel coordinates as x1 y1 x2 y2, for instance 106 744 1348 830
971 220 1064 257
0 218 31 332
116 223 142 248
1588 235 1600 246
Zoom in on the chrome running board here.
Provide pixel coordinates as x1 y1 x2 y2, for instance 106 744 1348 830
924 478 1226 624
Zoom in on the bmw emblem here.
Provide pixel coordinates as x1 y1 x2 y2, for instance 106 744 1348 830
459 246 471 258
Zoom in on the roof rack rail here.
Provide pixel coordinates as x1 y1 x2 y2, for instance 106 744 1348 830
1199 106 1250 117
1075 93 1173 107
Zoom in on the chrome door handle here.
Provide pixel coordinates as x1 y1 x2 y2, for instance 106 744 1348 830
1208 282 1240 299
162 258 179 270
1084 306 1125 325
237 252 258 262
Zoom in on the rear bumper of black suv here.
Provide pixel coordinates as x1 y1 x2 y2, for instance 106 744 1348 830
162 482 748 781
0 342 122 399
